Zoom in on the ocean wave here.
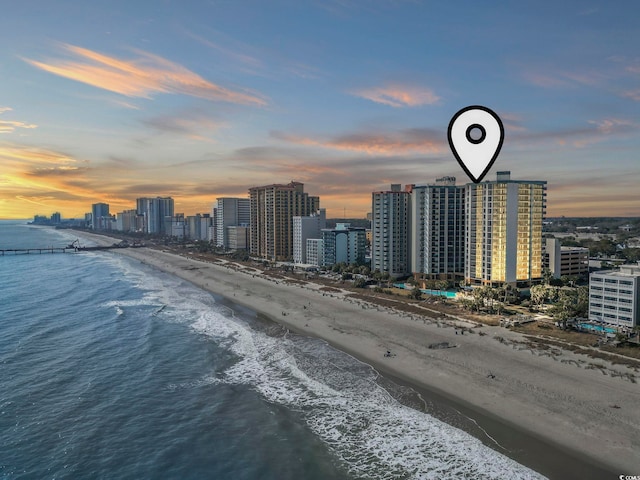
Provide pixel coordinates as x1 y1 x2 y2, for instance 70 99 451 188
173 301 544 478
114 257 545 479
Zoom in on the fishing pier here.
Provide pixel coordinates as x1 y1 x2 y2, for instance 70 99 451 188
0 240 144 256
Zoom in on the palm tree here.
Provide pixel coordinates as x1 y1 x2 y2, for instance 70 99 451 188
410 286 423 300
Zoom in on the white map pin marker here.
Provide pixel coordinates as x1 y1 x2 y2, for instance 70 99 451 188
447 106 504 183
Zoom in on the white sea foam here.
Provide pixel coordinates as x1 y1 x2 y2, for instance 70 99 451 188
195 313 542 477
115 256 546 479
219 332 545 479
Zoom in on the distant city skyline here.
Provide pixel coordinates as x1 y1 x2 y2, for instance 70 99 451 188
1 1 639 219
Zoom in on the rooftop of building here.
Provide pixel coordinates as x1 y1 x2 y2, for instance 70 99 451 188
248 181 305 191
560 245 590 252
592 263 640 277
471 171 547 185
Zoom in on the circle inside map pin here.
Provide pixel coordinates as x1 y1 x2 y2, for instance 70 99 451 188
466 124 486 144
448 106 504 183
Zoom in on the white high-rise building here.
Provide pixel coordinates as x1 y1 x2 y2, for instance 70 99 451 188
410 177 465 281
215 198 250 249
292 209 326 264
371 184 411 278
589 264 640 328
465 171 546 286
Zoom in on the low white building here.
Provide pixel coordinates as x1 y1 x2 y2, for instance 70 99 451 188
589 264 640 328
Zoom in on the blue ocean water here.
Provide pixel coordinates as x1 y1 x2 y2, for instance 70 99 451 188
0 221 544 479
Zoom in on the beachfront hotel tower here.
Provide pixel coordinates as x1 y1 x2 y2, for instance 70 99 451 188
249 182 320 261
322 223 367 267
91 202 109 230
371 184 411 278
410 177 465 281
465 171 546 286
214 198 250 249
136 197 174 235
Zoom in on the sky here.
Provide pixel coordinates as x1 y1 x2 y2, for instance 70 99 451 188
1 0 639 219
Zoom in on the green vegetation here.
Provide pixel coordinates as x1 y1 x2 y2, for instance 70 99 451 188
458 285 516 314
544 217 640 235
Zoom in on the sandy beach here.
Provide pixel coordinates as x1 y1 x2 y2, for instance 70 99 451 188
77 232 640 477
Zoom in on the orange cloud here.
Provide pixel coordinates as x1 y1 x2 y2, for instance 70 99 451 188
25 43 267 106
351 84 440 107
1 144 78 167
0 107 37 134
272 128 443 155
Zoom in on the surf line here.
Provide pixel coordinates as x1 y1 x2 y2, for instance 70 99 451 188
451 407 509 452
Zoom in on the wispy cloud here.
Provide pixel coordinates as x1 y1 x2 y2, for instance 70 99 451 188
547 170 640 216
521 69 607 89
0 144 78 167
588 118 637 135
141 110 223 141
627 66 640 74
508 117 638 149
227 143 452 216
272 127 444 154
185 31 264 73
622 89 640 101
24 43 267 106
500 113 528 133
577 7 598 16
351 84 440 107
0 107 37 134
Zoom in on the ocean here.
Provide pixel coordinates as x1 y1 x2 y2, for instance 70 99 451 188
0 221 545 479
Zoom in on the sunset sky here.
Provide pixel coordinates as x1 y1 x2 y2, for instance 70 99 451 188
1 1 639 219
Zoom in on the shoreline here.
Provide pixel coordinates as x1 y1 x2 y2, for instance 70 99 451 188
72 232 638 477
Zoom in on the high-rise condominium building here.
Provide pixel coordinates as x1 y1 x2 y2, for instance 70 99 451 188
91 203 110 230
136 197 174 235
322 223 367 267
187 213 212 241
293 209 326 264
115 209 139 232
249 182 320 260
215 198 251 248
410 177 465 281
465 171 546 286
371 184 411 278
